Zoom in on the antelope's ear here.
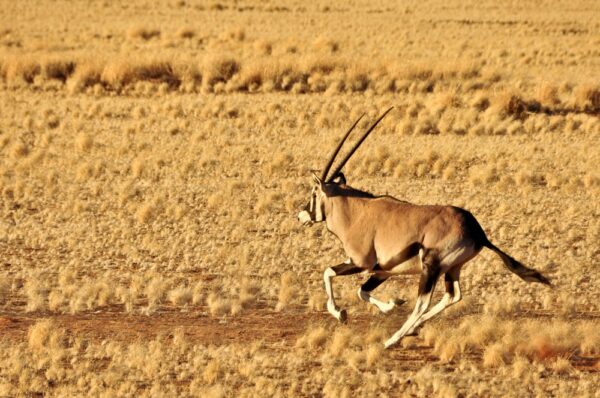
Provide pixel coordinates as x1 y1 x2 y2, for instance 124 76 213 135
331 172 346 185
311 172 322 186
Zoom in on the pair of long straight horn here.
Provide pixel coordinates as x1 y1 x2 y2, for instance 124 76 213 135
321 107 394 182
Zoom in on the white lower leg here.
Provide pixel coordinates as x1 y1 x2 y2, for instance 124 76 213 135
407 294 451 335
409 280 461 334
384 294 431 349
357 288 395 313
324 268 345 321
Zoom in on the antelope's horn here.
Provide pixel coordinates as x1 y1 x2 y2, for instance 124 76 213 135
327 107 393 182
320 113 365 181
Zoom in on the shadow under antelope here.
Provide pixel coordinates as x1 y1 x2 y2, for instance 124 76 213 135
297 108 551 349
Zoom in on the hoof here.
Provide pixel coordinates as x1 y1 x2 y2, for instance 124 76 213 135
383 340 397 350
338 309 347 323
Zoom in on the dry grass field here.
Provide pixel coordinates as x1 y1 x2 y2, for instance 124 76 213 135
0 0 599 396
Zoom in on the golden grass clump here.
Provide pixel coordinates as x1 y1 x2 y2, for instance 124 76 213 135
127 26 161 40
536 83 560 108
207 292 231 317
3 56 40 84
550 357 574 375
67 61 104 93
10 141 28 159
202 55 240 90
28 319 66 351
488 91 527 118
24 279 48 312
101 59 179 89
482 342 508 367
275 271 299 311
574 84 600 112
175 27 195 39
0 278 10 306
203 359 222 384
75 133 93 152
168 286 193 306
296 325 329 350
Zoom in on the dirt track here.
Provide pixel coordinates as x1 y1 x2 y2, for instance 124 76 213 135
2 307 598 371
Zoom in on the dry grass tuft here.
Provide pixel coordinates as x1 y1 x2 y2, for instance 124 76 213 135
574 84 600 112
168 286 193 306
207 292 231 317
489 91 527 118
536 83 560 107
275 271 299 311
175 27 195 39
550 357 574 375
28 319 66 351
127 26 161 40
482 343 507 367
296 325 329 350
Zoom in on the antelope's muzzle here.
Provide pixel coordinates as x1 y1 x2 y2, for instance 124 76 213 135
298 210 312 225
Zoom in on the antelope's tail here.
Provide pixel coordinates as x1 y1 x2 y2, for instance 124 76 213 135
483 240 551 286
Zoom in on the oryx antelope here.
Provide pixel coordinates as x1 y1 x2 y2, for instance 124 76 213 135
298 108 551 349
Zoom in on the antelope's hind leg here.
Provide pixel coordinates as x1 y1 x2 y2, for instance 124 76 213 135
357 274 405 314
384 251 441 349
405 266 463 336
324 261 364 322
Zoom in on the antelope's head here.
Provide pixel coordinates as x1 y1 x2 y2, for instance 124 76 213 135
298 172 346 226
297 107 393 226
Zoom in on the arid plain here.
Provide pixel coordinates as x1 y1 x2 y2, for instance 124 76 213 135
0 0 599 396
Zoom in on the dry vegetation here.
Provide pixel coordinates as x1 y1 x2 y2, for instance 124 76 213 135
0 0 599 396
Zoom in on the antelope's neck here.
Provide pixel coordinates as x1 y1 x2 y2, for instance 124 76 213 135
324 196 353 240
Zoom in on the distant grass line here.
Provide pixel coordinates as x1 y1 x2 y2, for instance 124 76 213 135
2 54 598 115
0 54 488 95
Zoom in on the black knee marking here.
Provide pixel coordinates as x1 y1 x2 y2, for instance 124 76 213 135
331 263 364 276
361 275 388 292
419 250 440 294
444 273 455 296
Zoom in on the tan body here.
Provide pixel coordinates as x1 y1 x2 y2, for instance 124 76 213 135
325 195 480 275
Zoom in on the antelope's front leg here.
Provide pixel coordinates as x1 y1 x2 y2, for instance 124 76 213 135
324 261 364 322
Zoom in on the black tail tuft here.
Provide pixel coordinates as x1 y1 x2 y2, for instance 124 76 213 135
483 241 552 286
